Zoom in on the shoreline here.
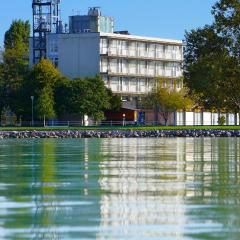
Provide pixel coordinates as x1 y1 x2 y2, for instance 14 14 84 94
0 129 239 138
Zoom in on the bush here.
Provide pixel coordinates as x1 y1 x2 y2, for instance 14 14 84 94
218 116 225 126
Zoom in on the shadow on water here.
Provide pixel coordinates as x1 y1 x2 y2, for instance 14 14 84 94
0 138 240 239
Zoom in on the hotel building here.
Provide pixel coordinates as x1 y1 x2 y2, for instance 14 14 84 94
30 7 183 108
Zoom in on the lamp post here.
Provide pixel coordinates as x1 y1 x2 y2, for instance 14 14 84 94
31 96 34 126
123 113 126 127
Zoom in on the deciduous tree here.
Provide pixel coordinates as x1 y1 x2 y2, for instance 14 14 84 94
1 20 30 118
36 87 56 126
144 80 192 125
184 0 240 121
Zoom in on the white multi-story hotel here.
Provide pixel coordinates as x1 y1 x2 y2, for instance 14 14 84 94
30 7 183 108
57 32 183 101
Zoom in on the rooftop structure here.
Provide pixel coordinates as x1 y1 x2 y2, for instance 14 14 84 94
69 7 114 34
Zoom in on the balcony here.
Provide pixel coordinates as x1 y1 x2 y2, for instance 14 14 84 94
100 49 182 62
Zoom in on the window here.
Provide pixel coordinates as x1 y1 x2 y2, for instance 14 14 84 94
165 45 173 59
138 42 146 57
129 42 137 57
119 59 128 74
156 44 164 58
109 59 118 73
122 78 129 92
147 61 155 76
110 77 119 92
148 43 155 58
165 62 173 77
129 60 137 74
119 40 127 56
139 61 146 75
129 78 137 92
139 78 147 93
109 40 117 55
100 58 108 72
49 39 58 53
156 62 164 76
100 38 108 54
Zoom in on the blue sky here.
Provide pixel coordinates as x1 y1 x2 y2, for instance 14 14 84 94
0 0 216 47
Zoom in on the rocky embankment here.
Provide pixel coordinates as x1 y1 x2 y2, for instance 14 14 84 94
0 129 239 138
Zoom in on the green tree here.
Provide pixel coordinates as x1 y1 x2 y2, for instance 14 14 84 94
212 0 240 59
184 0 240 121
53 77 70 117
29 58 61 91
55 76 111 122
0 63 4 114
36 87 56 126
184 25 227 110
144 80 192 125
0 20 30 118
4 20 30 51
106 88 122 112
25 59 62 121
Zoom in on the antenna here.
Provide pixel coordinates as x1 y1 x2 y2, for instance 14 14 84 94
32 0 61 64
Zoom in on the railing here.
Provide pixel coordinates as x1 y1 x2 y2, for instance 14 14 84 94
1 119 239 128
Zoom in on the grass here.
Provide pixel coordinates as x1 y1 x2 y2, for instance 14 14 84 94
0 125 240 131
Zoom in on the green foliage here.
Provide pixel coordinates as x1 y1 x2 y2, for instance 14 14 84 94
30 58 61 91
53 77 70 117
36 87 56 120
212 0 240 59
4 20 30 51
20 59 62 120
106 88 122 112
0 20 30 118
144 79 193 125
184 0 240 118
218 116 226 126
55 76 111 121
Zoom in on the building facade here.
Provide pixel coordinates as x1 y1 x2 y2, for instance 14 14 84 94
56 32 183 107
30 8 183 108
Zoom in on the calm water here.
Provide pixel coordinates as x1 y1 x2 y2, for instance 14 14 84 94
0 138 240 240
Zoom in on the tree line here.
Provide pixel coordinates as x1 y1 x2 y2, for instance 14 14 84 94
184 0 240 117
0 20 121 123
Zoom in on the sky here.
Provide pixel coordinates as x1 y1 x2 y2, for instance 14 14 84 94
0 0 217 48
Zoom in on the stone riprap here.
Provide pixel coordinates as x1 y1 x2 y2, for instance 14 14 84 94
0 129 240 138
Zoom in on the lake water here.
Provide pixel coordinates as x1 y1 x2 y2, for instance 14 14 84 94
0 138 240 239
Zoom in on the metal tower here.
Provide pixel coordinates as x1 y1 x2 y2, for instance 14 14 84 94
32 0 61 64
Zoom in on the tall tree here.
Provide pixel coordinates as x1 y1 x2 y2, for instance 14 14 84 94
0 63 4 115
25 59 61 121
212 0 240 59
184 25 227 110
1 20 30 118
184 0 240 120
36 87 56 126
4 20 30 51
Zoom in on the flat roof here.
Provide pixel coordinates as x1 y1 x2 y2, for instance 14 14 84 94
50 32 182 45
100 32 183 45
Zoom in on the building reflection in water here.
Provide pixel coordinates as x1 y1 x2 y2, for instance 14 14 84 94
1 138 240 239
98 138 187 239
97 138 240 239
